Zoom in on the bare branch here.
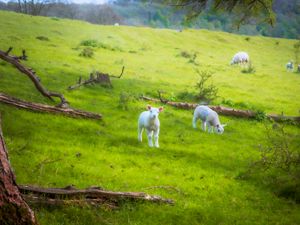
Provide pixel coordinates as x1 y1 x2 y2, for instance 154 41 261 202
0 93 102 120
0 48 68 107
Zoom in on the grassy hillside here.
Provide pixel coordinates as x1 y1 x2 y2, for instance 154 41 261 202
0 11 299 225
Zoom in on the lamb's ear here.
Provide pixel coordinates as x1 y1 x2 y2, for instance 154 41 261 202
159 107 164 112
222 124 227 127
147 105 152 110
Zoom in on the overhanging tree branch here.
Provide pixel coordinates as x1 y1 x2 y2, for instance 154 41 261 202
162 0 275 26
0 47 68 107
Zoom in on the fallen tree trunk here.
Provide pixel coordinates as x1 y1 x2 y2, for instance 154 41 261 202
0 47 68 107
0 93 102 120
19 185 174 206
23 195 118 209
0 114 38 225
141 96 300 122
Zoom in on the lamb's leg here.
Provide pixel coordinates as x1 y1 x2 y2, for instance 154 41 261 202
146 129 153 147
201 121 207 132
207 125 213 133
154 128 160 148
192 115 198 129
138 126 143 142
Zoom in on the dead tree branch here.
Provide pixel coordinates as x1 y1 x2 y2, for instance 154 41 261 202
23 195 119 209
141 95 300 122
68 67 125 90
0 114 38 224
143 185 183 195
0 92 102 120
110 66 125 78
34 158 63 171
19 185 174 206
0 47 68 107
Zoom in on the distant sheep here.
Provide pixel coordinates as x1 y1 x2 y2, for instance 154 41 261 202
230 52 249 65
193 105 226 134
138 106 163 147
286 61 294 71
114 23 119 26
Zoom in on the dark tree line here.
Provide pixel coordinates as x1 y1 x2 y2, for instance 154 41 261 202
0 0 122 24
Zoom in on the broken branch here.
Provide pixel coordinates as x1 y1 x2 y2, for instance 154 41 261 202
0 47 68 107
110 66 125 78
0 92 102 120
19 185 174 205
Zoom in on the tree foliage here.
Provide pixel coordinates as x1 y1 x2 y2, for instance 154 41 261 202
159 0 275 26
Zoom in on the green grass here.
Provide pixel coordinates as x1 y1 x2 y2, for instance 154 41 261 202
0 11 299 225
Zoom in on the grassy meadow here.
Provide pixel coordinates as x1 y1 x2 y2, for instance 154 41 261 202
0 10 299 225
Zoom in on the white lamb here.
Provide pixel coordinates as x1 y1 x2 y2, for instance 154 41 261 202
193 105 226 134
138 105 163 148
230 52 249 65
286 61 293 71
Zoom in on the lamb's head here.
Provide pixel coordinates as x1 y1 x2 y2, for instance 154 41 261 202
215 124 227 134
147 105 163 120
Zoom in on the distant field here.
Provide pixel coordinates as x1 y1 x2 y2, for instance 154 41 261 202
0 11 299 225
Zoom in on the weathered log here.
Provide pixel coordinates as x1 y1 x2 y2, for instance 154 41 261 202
0 114 38 225
68 67 125 90
23 195 118 209
0 47 68 107
0 92 102 120
141 95 300 122
19 185 174 205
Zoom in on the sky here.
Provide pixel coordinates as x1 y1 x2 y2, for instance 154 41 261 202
71 0 108 3
0 0 109 3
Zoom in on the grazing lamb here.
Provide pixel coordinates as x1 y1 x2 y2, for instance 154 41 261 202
138 105 163 148
193 105 226 134
286 61 294 71
230 52 249 65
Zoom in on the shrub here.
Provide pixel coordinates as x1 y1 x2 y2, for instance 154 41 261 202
241 61 255 73
188 53 199 65
118 92 132 110
180 51 192 58
157 90 176 102
194 70 218 104
179 51 199 65
98 43 123 52
79 47 94 58
294 39 300 65
176 90 196 102
80 39 98 47
36 36 49 41
221 98 235 107
253 109 266 121
51 17 60 21
240 122 300 202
